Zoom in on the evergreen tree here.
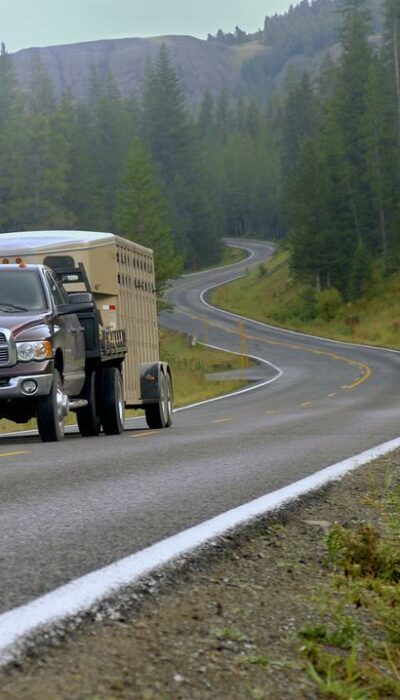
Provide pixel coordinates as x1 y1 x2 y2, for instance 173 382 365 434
21 57 74 229
334 0 374 244
197 90 215 142
142 45 221 267
0 44 26 231
116 138 181 288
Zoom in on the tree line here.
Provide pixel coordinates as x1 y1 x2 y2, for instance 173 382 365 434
286 0 400 300
0 0 398 305
0 44 223 287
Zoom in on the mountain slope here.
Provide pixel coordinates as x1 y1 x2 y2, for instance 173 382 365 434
11 35 267 107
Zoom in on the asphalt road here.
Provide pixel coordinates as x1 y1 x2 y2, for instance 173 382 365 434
1 240 400 616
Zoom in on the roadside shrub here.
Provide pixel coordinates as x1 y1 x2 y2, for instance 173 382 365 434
315 288 342 322
298 285 317 321
326 523 400 582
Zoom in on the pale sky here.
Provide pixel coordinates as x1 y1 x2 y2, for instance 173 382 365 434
0 0 295 53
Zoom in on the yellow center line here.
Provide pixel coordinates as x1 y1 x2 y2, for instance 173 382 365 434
176 309 373 392
213 418 233 423
266 410 279 415
327 393 337 398
0 450 31 458
301 402 312 407
130 431 157 438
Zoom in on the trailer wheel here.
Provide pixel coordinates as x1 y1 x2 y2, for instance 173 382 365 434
99 366 125 435
145 372 171 429
77 370 101 437
36 369 66 442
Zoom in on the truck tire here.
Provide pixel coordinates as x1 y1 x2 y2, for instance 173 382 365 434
99 366 125 435
145 371 172 429
36 369 66 442
77 370 101 437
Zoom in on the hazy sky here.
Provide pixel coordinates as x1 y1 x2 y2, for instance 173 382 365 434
1 1 295 53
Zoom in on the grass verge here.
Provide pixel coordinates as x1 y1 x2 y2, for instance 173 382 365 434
159 328 252 407
211 251 400 349
298 471 400 699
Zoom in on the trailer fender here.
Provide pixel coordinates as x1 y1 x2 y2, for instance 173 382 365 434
140 362 172 402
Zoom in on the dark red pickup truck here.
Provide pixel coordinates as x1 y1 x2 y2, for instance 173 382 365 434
0 261 126 441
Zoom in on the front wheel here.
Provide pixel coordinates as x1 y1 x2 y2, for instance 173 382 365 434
99 366 125 435
36 369 66 442
144 372 172 429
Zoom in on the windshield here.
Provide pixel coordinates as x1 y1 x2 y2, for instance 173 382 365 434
0 270 47 312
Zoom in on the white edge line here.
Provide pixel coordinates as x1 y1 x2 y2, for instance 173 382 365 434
174 343 283 411
199 273 400 356
1 434 400 665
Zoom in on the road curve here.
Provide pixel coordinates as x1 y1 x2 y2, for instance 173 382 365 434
1 240 400 617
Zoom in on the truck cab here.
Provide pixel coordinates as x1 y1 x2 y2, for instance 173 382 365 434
0 262 86 439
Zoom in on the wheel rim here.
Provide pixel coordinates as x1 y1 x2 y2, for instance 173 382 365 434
117 375 125 424
166 378 172 421
56 383 66 429
160 375 167 423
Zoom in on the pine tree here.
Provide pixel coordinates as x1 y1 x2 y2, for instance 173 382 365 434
142 45 221 267
20 57 74 229
116 138 181 288
334 0 374 244
0 43 26 231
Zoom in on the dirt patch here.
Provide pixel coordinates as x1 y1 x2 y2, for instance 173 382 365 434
1 453 399 700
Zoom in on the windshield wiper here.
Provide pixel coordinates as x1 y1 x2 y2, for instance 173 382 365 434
0 304 29 312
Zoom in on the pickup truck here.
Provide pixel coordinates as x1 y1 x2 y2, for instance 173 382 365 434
0 231 173 442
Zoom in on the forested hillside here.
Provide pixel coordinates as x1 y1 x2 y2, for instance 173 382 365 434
0 0 398 306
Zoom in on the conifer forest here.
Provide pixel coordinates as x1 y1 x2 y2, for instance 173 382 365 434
0 0 399 300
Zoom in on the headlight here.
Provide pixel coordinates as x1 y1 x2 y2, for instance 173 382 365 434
16 341 53 362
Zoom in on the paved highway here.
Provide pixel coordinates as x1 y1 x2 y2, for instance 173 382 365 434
1 240 400 617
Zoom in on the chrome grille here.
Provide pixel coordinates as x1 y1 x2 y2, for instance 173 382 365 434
0 332 9 366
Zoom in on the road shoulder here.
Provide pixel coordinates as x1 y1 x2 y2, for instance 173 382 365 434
1 451 398 700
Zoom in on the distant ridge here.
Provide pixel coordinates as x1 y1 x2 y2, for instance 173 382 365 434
11 35 263 107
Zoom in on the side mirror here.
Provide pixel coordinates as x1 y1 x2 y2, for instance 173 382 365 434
68 292 93 304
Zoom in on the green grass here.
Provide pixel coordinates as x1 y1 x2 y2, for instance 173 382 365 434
212 251 400 349
299 480 400 699
159 328 252 406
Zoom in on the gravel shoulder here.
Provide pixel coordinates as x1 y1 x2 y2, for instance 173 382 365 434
1 452 399 700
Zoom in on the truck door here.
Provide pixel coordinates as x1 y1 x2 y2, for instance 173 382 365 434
45 270 86 395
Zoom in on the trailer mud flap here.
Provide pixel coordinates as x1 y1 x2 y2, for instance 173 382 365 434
140 362 162 402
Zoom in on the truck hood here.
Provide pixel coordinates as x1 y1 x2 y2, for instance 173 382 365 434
0 312 52 340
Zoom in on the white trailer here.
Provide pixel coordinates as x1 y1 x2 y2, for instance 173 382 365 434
0 230 173 438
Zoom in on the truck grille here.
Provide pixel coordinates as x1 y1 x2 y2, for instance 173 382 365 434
0 334 9 366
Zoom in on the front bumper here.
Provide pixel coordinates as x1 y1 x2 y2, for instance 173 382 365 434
0 373 53 399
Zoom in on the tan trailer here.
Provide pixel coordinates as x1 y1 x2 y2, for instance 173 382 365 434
0 231 173 439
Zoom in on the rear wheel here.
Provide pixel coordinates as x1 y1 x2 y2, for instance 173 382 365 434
77 370 101 437
145 372 172 429
99 366 125 435
36 369 66 442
